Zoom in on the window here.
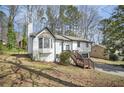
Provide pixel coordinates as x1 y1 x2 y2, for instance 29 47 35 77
39 38 52 49
86 42 89 47
39 38 43 48
82 53 88 58
44 38 50 48
66 45 70 50
77 41 80 47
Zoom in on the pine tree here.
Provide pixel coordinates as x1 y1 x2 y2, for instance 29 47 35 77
99 5 124 57
62 5 81 36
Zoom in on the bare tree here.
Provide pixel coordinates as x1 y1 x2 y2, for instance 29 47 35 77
78 6 101 42
46 5 60 33
33 6 45 32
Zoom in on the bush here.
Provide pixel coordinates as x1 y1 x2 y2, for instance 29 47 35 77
122 58 124 61
60 51 71 65
109 53 118 61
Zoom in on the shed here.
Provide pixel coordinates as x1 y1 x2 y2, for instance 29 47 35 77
90 44 109 59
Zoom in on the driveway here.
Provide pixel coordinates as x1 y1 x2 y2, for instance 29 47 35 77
95 63 124 77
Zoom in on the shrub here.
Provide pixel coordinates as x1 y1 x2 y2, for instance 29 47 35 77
109 53 118 61
121 57 124 61
60 51 71 65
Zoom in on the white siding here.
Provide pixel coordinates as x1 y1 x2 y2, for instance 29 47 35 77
32 29 55 62
55 40 62 54
38 38 55 62
72 41 78 50
55 40 72 55
77 42 91 53
30 28 92 61
63 41 72 51
72 41 91 53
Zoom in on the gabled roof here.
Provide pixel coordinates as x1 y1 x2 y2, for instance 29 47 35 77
30 27 92 43
93 44 106 48
63 35 92 43
54 35 70 41
30 27 55 38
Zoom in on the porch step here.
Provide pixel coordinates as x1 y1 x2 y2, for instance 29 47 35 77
71 51 95 69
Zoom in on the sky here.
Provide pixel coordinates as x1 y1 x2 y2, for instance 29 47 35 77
0 5 116 18
0 5 117 32
0 5 117 23
0 5 117 44
98 5 117 19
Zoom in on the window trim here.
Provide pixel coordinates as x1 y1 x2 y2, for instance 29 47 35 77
77 41 80 47
86 42 89 48
39 38 43 48
66 45 70 50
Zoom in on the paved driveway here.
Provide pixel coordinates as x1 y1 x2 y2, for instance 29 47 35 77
95 63 124 77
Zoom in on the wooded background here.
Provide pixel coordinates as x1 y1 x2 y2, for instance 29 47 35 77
0 5 123 58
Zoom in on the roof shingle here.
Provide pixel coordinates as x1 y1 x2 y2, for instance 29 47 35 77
29 27 92 43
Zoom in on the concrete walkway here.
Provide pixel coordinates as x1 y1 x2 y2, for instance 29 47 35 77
95 63 124 77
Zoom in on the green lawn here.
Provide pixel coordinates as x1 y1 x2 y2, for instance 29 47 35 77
0 46 27 54
0 54 124 87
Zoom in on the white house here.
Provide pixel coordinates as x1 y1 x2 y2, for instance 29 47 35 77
28 23 92 62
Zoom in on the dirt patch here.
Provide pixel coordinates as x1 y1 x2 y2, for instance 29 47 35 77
0 54 124 87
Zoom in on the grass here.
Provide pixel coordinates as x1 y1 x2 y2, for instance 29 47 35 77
91 57 124 65
0 46 27 55
0 54 124 87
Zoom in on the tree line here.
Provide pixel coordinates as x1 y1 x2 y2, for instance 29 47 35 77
0 5 102 50
99 5 124 60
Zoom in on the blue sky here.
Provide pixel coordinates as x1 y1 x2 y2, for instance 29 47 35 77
0 5 117 33
0 5 117 43
98 5 117 18
0 5 116 20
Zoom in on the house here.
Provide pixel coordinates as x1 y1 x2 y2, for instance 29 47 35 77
28 23 92 62
90 44 109 59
